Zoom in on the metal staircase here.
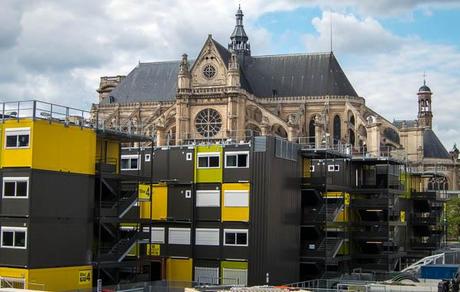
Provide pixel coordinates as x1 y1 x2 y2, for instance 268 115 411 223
317 237 344 258
98 231 149 263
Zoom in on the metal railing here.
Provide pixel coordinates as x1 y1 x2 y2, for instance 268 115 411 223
0 100 153 140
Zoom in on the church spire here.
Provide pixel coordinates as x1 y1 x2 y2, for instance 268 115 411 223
417 76 433 129
228 5 251 56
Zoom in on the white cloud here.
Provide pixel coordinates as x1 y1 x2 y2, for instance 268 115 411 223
0 0 458 148
301 12 460 148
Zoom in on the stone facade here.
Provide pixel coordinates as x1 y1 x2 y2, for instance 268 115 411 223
91 6 458 191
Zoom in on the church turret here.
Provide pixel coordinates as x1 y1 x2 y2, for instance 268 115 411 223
177 53 191 92
417 78 433 128
228 5 251 56
227 52 240 88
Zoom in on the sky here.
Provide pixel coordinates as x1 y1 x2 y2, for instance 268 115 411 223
1 0 460 148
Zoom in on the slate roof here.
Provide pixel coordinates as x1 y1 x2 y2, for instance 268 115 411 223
393 119 418 128
105 40 358 103
423 129 450 159
241 53 358 97
107 61 182 103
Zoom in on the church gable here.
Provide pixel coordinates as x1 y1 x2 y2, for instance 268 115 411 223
190 36 229 88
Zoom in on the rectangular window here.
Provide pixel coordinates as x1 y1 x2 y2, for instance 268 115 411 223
195 267 219 284
150 227 165 244
195 228 220 246
225 151 249 168
334 164 340 171
1 227 27 249
197 153 220 168
145 154 151 162
327 165 335 172
196 190 220 207
5 128 30 149
224 190 249 207
224 229 248 246
121 155 140 170
2 177 29 198
168 228 190 245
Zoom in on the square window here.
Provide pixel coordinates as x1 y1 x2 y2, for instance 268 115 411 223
130 158 138 169
121 159 129 169
186 153 193 161
2 231 13 247
334 165 340 171
3 182 15 197
226 155 237 167
198 156 208 167
6 136 17 148
236 233 247 245
225 232 236 245
237 154 248 167
18 135 29 147
209 156 219 167
328 165 335 172
16 182 28 197
14 232 26 247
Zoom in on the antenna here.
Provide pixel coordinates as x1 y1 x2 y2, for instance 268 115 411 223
423 71 427 85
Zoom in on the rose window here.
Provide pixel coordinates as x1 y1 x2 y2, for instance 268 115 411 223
195 108 222 138
203 64 216 79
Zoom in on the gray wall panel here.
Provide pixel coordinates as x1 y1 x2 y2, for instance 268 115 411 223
0 219 29 267
168 185 193 221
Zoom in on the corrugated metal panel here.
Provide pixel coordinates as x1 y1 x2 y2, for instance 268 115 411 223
195 267 219 284
168 228 191 245
254 137 267 152
222 268 248 285
195 228 220 246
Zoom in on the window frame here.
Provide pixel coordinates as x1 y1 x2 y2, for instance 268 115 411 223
145 154 151 162
224 151 250 169
195 228 220 246
2 177 29 199
223 190 249 207
1 227 27 249
4 128 31 149
196 152 220 169
223 229 248 247
120 154 141 171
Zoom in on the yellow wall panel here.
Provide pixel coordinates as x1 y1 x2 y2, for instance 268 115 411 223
32 120 96 174
194 145 223 183
28 265 93 291
0 266 92 291
1 120 34 168
152 184 168 220
222 183 250 222
166 258 192 282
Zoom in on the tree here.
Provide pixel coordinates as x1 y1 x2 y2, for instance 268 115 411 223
446 198 460 241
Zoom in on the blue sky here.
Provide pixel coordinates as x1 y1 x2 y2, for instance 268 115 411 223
0 0 459 148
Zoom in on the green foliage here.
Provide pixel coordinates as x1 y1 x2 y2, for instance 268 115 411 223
446 198 460 240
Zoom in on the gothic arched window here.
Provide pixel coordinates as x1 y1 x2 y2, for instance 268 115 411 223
309 119 315 145
333 115 341 144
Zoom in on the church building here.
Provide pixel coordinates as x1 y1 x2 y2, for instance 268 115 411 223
93 6 458 192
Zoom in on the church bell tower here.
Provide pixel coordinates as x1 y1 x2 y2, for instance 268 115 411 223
417 78 433 129
228 5 251 56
